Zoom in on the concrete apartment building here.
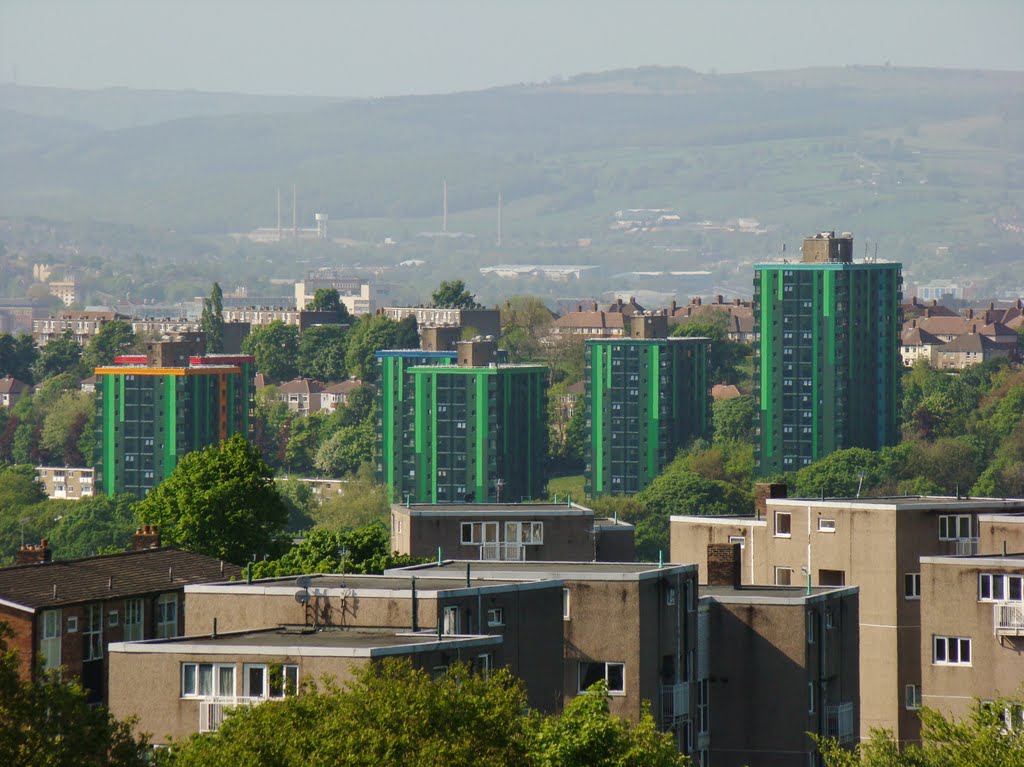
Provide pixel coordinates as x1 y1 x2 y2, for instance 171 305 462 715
33 310 130 346
0 532 239 703
584 318 711 497
390 501 635 563
381 306 501 339
671 493 1024 745
295 276 374 315
176 572 564 715
393 560 699 754
696 543 860 767
754 232 902 474
918 553 1024 721
109 626 504 743
35 466 95 499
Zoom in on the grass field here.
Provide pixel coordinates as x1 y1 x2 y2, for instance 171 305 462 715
545 474 585 503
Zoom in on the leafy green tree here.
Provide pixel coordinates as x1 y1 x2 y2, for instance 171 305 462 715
501 296 553 362
712 395 756 444
81 320 134 371
307 288 352 324
40 390 93 466
431 279 480 309
817 695 1024 767
276 477 318 532
242 320 300 382
0 333 38 383
792 447 902 498
394 314 420 349
250 522 418 579
536 680 687 767
136 434 289 564
283 414 325 474
671 309 750 386
34 330 82 381
200 282 225 353
46 494 139 559
311 465 390 532
297 324 348 382
314 422 375 478
0 623 149 767
345 315 406 382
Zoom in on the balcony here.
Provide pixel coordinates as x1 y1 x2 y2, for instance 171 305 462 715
660 682 690 727
198 696 263 733
952 538 980 556
824 702 856 742
994 602 1024 636
479 543 525 561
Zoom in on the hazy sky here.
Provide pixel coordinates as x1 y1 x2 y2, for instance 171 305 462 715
2 0 1022 97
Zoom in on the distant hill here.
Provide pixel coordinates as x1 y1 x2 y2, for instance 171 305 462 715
0 66 1022 285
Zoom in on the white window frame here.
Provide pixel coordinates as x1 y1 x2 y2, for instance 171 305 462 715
123 599 144 641
460 522 477 544
40 609 61 672
817 518 836 533
666 586 676 606
979 573 1024 602
775 511 792 538
157 593 178 639
577 661 625 696
182 662 236 698
563 588 571 620
807 611 817 644
83 603 103 661
774 567 794 586
808 681 815 714
728 535 745 549
243 663 267 698
476 653 492 680
697 678 710 734
939 514 971 541
933 635 971 666
905 684 922 710
67 615 78 633
905 573 921 600
108 609 119 627
442 605 459 635
486 607 505 627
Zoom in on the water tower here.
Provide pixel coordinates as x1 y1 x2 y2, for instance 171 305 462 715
315 213 329 240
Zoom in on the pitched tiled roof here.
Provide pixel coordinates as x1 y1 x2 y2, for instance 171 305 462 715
937 333 992 354
0 547 241 611
277 378 325 395
552 311 625 330
711 384 742 400
900 327 943 346
0 376 30 395
323 380 368 395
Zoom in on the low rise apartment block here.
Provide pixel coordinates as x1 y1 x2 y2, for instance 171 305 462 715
671 491 1024 745
389 501 635 563
36 466 94 499
381 306 501 339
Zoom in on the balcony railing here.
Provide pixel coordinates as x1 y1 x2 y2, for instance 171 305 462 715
198 696 262 733
660 682 690 727
479 543 526 561
994 602 1024 636
824 702 856 742
954 538 980 556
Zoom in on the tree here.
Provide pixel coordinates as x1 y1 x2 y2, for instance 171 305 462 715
817 695 1024 767
40 390 93 466
712 395 757 444
45 494 139 559
308 288 352 324
431 279 480 309
283 414 325 475
0 623 149 767
34 330 82 381
792 447 901 498
0 333 38 383
314 422 375 478
200 282 225 353
345 315 405 382
242 320 300 382
312 464 390 532
671 309 750 385
501 297 553 362
275 477 317 532
136 434 289 564
297 324 348 382
250 522 419 579
81 320 134 371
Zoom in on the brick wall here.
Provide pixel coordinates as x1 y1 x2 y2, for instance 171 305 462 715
707 543 742 588
0 603 35 681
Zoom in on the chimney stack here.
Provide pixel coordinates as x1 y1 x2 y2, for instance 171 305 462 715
754 483 787 520
707 543 742 588
132 525 161 551
15 539 52 565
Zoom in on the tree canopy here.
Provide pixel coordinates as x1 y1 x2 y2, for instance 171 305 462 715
81 320 135 371
242 320 300 382
136 434 289 564
431 279 479 309
308 288 352 323
199 282 224 354
34 330 82 381
0 333 39 383
162 659 687 767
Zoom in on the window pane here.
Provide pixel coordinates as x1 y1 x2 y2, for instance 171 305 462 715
606 663 624 693
1010 577 1022 601
948 640 959 663
183 665 197 696
579 662 604 692
284 666 298 696
247 666 265 697
218 666 235 697
934 639 946 662
980 575 991 600
994 578 1005 601
199 665 213 696
960 639 970 664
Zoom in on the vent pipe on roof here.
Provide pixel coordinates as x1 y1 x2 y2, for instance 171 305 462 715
437 547 443 566
466 562 471 587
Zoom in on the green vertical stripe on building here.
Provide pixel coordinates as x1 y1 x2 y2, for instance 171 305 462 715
760 269 774 461
811 272 820 457
382 358 394 494
414 372 426 501
102 375 116 496
430 374 438 504
647 345 659 482
592 344 604 495
164 376 176 477
475 373 487 503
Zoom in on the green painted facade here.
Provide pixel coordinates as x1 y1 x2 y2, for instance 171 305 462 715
375 350 457 502
584 337 711 497
753 261 902 475
381 364 547 504
95 365 252 497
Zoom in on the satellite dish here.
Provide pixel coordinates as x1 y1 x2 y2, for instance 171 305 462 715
295 576 311 589
294 590 310 605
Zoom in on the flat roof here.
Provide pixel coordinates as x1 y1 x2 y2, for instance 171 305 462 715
185 572 560 598
110 626 502 658
388 561 695 582
765 496 1024 512
394 501 595 518
921 554 1024 568
701 584 858 606
670 515 765 526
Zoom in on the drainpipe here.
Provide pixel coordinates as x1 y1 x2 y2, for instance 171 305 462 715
411 576 418 632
